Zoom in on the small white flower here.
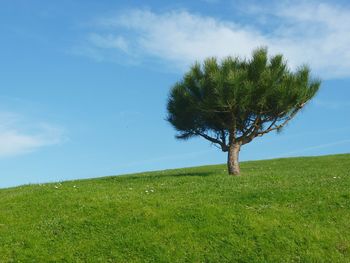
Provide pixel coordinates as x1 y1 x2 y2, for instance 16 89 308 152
150 189 154 192
333 176 337 179
145 190 149 193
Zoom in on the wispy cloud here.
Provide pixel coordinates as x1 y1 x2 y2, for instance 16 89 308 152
280 139 350 157
117 149 212 169
313 99 350 110
0 112 66 158
79 1 350 78
201 0 221 4
88 33 129 52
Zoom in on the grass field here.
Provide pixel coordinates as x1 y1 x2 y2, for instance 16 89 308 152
0 154 349 262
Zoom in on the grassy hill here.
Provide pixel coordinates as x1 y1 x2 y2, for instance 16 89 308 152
0 154 349 262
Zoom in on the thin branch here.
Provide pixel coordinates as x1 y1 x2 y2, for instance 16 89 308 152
240 102 307 144
220 130 227 146
256 102 308 136
195 131 228 151
237 116 261 142
255 109 299 137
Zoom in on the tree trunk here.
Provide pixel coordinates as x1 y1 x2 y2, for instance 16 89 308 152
227 143 241 175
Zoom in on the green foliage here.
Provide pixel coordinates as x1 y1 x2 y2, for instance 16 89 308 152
0 154 349 262
167 48 321 149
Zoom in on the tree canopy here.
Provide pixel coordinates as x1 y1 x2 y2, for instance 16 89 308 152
167 48 321 175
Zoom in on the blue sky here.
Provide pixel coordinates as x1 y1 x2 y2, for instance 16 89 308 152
1 0 349 188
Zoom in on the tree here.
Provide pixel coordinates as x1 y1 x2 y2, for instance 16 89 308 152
166 48 321 175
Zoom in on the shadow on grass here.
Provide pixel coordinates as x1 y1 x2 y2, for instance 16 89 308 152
159 171 214 178
112 171 215 182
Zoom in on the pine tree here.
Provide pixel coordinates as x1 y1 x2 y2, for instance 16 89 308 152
167 48 321 175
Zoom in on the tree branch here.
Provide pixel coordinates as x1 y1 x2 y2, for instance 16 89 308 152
240 102 307 144
255 109 300 137
195 131 228 151
236 116 261 143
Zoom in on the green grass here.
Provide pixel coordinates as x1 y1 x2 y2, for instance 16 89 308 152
0 154 349 262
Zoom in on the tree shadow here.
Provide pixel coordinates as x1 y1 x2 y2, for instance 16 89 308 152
158 171 214 178
114 170 214 182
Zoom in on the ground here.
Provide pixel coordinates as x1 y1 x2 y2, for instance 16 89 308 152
0 154 349 262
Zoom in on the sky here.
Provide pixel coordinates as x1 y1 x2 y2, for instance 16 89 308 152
1 0 349 188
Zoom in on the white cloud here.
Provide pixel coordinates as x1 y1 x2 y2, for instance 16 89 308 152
92 9 267 69
252 2 350 78
82 1 350 78
0 112 65 158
